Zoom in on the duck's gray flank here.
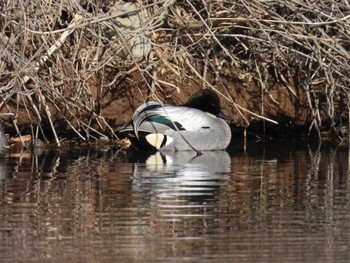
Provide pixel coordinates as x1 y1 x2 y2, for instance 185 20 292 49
119 90 232 151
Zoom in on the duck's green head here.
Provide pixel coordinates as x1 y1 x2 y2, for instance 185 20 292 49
184 90 232 121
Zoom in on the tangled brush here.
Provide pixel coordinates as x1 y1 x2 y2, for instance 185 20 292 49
1 0 349 144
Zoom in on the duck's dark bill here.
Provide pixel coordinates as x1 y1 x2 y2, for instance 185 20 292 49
218 111 233 121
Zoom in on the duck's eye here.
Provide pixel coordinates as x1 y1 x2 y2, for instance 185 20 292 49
211 103 220 111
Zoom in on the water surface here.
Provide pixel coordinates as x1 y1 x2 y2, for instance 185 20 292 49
0 140 350 262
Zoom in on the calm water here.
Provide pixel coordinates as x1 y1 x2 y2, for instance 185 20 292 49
1 140 350 262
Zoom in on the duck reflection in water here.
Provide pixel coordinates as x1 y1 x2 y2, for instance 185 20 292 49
130 150 231 203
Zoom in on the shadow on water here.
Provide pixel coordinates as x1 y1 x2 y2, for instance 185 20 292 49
0 140 350 262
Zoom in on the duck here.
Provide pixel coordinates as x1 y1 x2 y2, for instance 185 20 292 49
119 90 232 151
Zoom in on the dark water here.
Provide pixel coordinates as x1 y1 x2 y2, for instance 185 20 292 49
1 140 350 262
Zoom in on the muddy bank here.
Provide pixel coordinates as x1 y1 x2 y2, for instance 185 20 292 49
1 1 349 144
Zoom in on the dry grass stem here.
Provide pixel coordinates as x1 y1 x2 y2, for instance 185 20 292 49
0 0 349 143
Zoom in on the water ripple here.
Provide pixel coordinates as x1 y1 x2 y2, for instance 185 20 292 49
1 142 350 262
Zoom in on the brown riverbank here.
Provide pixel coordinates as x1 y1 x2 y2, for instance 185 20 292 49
1 0 349 145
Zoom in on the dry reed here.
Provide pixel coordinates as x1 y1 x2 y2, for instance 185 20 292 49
0 0 349 144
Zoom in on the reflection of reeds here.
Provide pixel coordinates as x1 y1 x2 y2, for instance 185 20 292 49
226 143 349 224
1 1 349 143
1 144 350 260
